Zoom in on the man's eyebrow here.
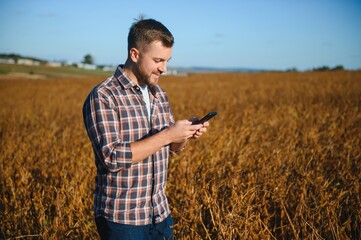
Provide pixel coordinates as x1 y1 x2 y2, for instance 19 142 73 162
154 57 172 62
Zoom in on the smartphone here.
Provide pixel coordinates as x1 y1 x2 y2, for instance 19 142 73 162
192 111 217 125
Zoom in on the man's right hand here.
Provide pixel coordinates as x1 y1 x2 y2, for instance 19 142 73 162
166 120 203 143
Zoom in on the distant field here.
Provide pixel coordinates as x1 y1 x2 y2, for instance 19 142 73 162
0 63 112 79
0 70 360 239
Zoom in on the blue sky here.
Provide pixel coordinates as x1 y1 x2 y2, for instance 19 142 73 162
1 0 360 70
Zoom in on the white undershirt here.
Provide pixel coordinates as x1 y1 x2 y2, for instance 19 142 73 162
139 85 151 123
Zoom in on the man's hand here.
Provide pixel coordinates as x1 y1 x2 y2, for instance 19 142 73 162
166 120 202 143
191 121 209 139
189 117 209 139
168 119 209 155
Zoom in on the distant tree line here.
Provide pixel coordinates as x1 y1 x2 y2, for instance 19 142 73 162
0 53 95 65
286 65 345 72
0 53 47 64
312 65 344 71
0 53 349 73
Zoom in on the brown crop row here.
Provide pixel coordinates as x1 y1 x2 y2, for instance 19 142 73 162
0 71 360 239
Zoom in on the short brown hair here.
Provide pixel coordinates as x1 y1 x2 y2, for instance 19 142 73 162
128 18 174 52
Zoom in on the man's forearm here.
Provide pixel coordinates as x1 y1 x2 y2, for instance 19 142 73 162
130 129 171 164
130 120 202 163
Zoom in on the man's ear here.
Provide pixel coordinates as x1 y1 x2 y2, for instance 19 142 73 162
129 48 140 63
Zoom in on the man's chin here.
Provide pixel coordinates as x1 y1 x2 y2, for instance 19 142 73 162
149 76 160 86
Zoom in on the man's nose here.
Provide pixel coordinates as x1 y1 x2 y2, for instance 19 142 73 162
159 62 167 74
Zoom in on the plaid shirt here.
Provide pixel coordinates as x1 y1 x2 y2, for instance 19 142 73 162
82 65 175 225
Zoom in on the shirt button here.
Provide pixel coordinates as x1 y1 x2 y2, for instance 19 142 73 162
135 86 140 91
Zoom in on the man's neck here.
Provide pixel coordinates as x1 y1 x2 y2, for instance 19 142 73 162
122 63 139 85
123 60 149 86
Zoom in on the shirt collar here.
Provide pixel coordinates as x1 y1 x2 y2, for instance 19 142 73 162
114 65 134 89
114 65 158 98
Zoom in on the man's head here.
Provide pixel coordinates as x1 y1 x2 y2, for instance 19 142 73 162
126 18 174 87
127 18 174 53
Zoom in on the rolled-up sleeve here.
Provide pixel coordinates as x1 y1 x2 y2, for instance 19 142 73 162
83 89 132 172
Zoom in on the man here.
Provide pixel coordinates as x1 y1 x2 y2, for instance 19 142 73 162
82 18 209 239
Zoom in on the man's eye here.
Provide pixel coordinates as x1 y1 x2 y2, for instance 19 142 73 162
154 59 162 63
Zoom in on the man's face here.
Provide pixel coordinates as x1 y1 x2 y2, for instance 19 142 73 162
133 41 172 87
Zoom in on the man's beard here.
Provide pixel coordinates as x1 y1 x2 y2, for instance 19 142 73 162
133 65 155 87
